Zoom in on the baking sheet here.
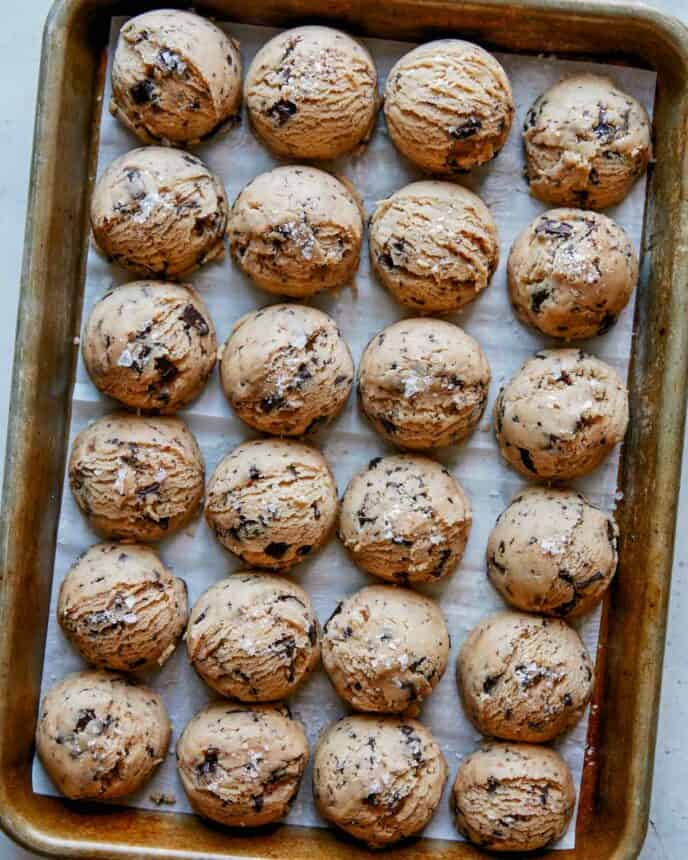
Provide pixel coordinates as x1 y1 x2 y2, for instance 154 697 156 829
32 16 656 849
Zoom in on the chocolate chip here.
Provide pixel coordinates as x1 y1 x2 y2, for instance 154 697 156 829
265 542 289 559
136 481 160 496
260 393 286 413
197 748 218 777
74 709 96 732
154 355 178 382
486 776 499 793
535 218 573 239
530 288 550 314
181 304 210 335
368 457 382 470
267 99 297 125
130 79 156 104
483 674 499 694
518 447 537 473
449 117 482 139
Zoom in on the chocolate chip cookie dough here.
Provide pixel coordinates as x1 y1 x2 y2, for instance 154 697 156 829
321 585 449 713
68 413 205 542
508 208 638 340
494 349 629 480
57 543 188 671
313 715 447 847
452 742 576 852
82 281 216 413
487 487 619 617
338 455 471 584
229 166 363 297
110 10 242 145
384 40 514 174
369 181 499 314
245 26 378 160
186 572 320 701
176 702 309 827
36 671 170 800
220 304 354 437
457 611 594 742
90 147 227 276
523 74 651 209
205 438 338 569
358 319 491 450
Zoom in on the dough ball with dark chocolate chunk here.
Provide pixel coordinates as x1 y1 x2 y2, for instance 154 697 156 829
176 702 309 827
110 10 242 145
90 147 227 276
229 166 363 297
82 281 216 413
384 40 514 174
523 74 651 209
220 304 354 437
313 715 447 847
493 349 629 480
205 438 338 570
457 610 594 742
186 572 320 701
358 318 491 450
57 543 188 671
508 208 638 340
339 454 471 584
36 671 170 800
245 26 378 160
68 413 205 542
321 585 449 713
452 742 576 852
369 181 499 314
487 487 618 617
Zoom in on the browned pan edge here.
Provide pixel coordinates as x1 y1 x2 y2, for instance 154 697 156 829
0 1 686 858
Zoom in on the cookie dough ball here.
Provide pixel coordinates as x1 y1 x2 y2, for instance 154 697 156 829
68 413 204 542
370 182 499 314
487 487 619 617
508 209 638 340
57 543 188 671
523 74 651 209
322 585 449 713
110 10 242 145
229 166 363 297
457 611 594 742
245 26 378 160
494 349 629 480
36 671 170 800
205 439 338 569
313 715 447 847
220 304 354 436
82 281 216 413
384 40 514 174
176 702 308 827
359 319 490 450
339 455 471 584
186 572 319 700
452 742 575 852
90 147 228 276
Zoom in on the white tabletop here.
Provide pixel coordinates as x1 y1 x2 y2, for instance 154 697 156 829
0 2 685 858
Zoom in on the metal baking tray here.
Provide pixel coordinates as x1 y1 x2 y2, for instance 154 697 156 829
1 0 687 857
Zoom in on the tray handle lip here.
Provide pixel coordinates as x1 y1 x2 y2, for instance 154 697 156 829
2 1 688 859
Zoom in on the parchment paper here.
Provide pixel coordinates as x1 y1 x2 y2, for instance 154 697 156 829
32 16 656 850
